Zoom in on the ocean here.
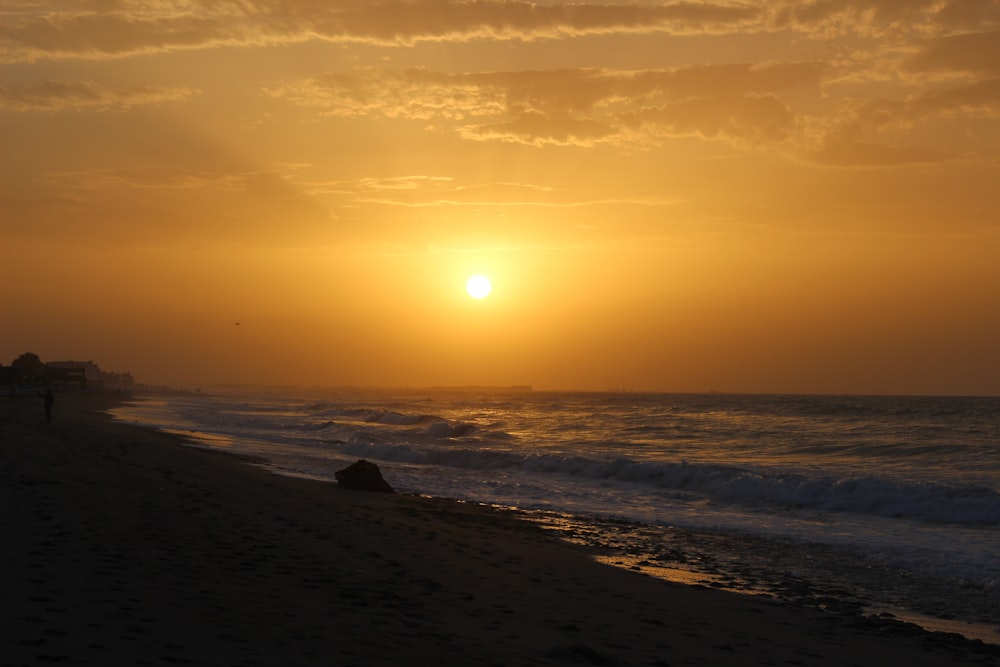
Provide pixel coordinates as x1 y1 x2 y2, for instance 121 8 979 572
110 388 1000 644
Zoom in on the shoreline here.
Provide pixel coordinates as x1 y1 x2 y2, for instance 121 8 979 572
522 510 1000 647
2 390 997 666
111 390 1000 646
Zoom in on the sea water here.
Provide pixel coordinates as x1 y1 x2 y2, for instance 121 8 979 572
110 388 1000 643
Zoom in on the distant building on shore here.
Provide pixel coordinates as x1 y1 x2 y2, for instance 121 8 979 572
2 353 134 390
46 360 134 389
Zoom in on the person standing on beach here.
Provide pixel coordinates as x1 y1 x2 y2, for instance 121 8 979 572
41 388 54 423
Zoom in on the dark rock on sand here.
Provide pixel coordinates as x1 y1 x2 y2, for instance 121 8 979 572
335 459 394 493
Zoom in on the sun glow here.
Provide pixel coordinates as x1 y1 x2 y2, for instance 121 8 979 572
466 274 492 299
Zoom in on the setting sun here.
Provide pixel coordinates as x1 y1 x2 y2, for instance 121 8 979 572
466 274 492 299
2 1 999 397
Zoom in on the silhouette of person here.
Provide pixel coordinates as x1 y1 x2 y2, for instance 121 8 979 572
41 389 54 423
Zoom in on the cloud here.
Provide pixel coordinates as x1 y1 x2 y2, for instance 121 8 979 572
0 79 197 111
0 5 235 62
3 167 333 244
771 0 934 34
302 0 762 45
910 77 1000 116
904 30 1000 76
795 69 1000 168
268 68 505 120
43 167 253 189
931 0 1000 30
4 1 996 69
620 93 796 145
769 0 1000 36
622 62 826 98
0 1 762 62
805 133 955 167
12 0 996 65
309 174 681 208
269 63 820 148
818 76 1000 150
351 175 457 192
461 110 619 146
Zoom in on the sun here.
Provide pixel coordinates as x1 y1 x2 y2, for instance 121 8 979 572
465 274 492 299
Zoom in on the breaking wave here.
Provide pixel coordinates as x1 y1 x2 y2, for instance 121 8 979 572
335 437 1000 525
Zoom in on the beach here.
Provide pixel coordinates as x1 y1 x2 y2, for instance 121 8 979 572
2 391 997 666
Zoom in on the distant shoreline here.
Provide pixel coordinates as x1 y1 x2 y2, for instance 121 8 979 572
154 384 1000 399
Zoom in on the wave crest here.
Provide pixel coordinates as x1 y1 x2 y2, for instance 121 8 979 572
333 439 1000 525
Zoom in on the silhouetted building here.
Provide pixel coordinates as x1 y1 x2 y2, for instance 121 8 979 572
43 365 88 388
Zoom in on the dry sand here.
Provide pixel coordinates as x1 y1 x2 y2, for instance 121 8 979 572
2 390 997 666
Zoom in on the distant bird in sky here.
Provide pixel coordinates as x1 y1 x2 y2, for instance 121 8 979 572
234 322 241 326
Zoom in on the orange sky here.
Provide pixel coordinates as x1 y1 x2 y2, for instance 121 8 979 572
2 1 999 394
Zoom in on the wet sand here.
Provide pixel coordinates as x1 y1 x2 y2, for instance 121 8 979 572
2 390 997 666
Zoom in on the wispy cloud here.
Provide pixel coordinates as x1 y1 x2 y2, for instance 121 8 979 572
799 74 1000 167
308 174 681 208
904 29 1000 76
4 166 333 244
0 79 196 111
804 133 956 168
768 0 1000 36
268 63 822 148
0 1 762 63
619 93 796 146
0 2 241 63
